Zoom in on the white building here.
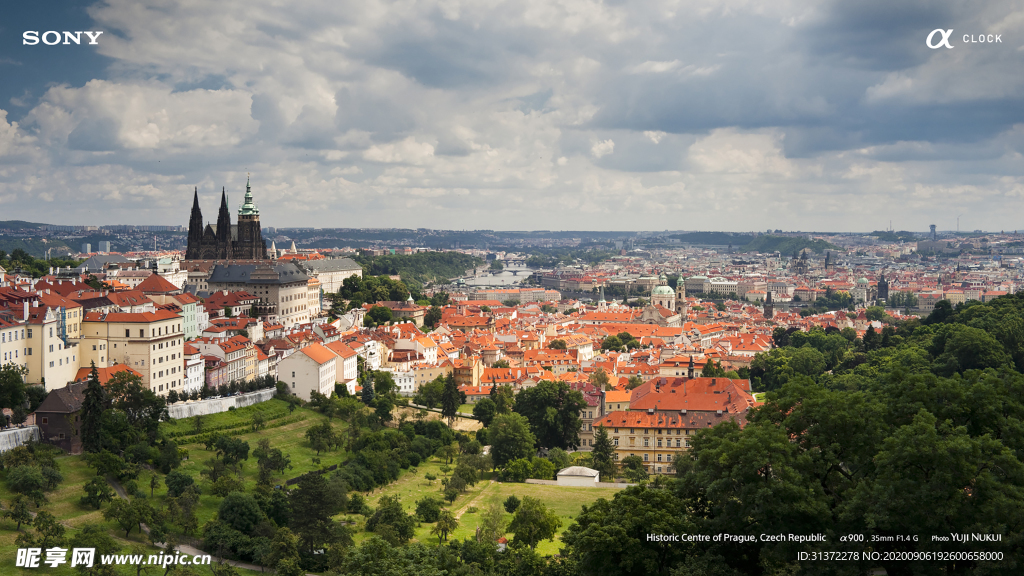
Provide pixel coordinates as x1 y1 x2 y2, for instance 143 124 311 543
556 466 600 486
278 343 337 401
182 343 204 394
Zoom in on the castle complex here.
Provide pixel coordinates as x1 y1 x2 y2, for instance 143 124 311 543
185 178 269 260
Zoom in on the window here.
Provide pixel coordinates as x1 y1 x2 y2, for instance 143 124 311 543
613 438 619 446
59 433 65 440
27 329 32 338
92 345 97 351
644 438 649 447
643 454 649 462
49 327 53 338
676 439 681 447
41 417 48 425
685 439 691 448
140 330 145 337
49 345 54 352
49 361 54 367
657 454 662 462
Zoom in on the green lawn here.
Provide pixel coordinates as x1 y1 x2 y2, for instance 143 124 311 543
0 401 332 576
457 403 475 415
352 458 621 555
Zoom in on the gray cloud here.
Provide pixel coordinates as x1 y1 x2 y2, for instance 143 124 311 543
0 0 1021 232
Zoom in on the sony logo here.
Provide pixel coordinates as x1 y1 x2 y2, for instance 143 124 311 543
23 31 104 45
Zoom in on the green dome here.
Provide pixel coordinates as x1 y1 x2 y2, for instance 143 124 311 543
857 277 870 285
652 286 675 296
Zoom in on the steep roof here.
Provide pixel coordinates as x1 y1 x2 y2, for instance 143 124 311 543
136 273 181 294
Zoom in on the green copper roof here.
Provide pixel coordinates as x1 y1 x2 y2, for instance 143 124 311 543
238 176 260 216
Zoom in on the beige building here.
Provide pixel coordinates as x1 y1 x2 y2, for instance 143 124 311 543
81 310 185 396
206 263 311 328
193 335 257 384
279 343 337 401
24 306 79 391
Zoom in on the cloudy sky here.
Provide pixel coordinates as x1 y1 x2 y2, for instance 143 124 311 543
1 0 1022 231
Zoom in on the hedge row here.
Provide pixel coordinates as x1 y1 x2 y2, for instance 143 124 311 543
165 410 290 439
176 414 308 446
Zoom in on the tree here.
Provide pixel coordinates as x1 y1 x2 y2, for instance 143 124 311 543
367 305 393 326
621 455 648 483
472 397 497 426
103 498 152 538
431 509 459 542
366 495 415 544
489 413 536 467
479 501 506 545
507 496 561 549
625 375 644 390
4 496 32 530
218 492 264 534
503 495 521 513
80 363 107 453
415 496 443 522
589 368 611 390
491 359 510 368
492 385 515 414
546 447 571 470
512 380 587 450
6 465 45 495
561 485 694 576
413 376 444 408
305 420 342 455
361 374 376 405
0 363 28 412
289 472 348 553
214 436 250 466
250 411 266 432
265 527 302 576
424 306 443 328
590 425 617 480
165 470 196 498
80 476 115 509
68 523 121 576
548 339 567 350
440 373 461 426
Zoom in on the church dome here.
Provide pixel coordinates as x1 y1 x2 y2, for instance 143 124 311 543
652 285 675 296
857 277 870 285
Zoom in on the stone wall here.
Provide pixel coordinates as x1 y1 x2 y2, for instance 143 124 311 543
0 426 41 453
166 388 276 420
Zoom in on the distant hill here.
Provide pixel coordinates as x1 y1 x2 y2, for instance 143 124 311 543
0 238 73 259
743 235 839 254
668 232 756 245
668 232 839 254
0 220 47 230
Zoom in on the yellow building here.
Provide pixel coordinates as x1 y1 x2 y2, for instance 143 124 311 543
81 310 186 396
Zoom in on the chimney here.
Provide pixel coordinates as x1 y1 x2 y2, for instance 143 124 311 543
23 301 29 319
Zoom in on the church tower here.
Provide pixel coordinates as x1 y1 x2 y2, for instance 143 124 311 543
185 180 269 261
215 187 233 258
236 177 268 260
764 290 774 319
185 187 204 260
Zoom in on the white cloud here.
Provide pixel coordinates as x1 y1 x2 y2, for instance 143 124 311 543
0 0 1019 231
591 139 615 158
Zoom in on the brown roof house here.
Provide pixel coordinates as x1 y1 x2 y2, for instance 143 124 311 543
35 382 88 454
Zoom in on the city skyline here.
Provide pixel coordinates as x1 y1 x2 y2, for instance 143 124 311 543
1 1 1022 231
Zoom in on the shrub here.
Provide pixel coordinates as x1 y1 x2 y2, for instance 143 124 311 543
415 496 443 522
503 495 521 513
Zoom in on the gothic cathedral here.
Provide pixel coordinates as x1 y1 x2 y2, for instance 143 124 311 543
185 178 269 260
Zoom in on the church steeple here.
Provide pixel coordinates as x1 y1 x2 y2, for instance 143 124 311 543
216 186 233 257
185 187 205 259
239 175 259 216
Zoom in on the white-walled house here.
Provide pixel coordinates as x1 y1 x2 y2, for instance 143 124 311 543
278 342 337 401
